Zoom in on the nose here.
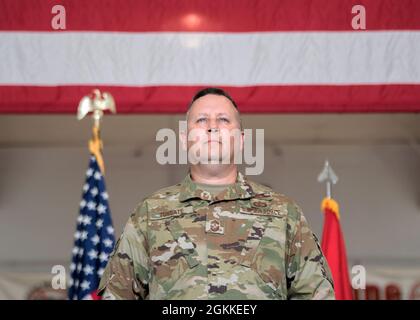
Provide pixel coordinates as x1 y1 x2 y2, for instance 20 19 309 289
207 118 219 133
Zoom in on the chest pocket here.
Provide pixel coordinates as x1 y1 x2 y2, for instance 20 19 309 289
148 206 200 292
237 203 288 299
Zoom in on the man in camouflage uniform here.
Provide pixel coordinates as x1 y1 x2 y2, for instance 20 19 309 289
98 87 335 300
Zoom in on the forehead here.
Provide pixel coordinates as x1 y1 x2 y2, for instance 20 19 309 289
188 94 237 116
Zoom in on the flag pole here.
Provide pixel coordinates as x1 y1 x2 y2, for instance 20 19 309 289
69 89 117 300
317 159 338 199
77 89 117 174
317 160 353 300
318 159 340 219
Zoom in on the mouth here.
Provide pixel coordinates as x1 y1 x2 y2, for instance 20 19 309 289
206 140 221 144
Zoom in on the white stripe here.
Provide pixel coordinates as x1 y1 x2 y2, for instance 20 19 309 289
1 31 420 85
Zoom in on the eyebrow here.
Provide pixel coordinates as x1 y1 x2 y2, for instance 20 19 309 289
195 113 230 117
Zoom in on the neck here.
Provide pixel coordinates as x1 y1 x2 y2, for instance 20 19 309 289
190 164 237 185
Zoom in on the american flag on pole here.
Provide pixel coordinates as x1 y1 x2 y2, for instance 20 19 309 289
68 155 115 300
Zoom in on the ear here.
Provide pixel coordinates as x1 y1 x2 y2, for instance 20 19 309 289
239 129 244 152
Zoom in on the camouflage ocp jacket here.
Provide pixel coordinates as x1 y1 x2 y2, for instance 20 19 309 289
98 172 335 300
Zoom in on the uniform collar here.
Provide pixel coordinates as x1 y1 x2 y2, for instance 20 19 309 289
179 171 255 202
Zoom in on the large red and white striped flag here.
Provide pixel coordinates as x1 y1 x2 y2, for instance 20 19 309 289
1 0 419 114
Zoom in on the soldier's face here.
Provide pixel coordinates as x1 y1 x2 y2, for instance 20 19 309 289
183 94 243 165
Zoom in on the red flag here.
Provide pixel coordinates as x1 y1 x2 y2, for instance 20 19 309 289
321 198 353 300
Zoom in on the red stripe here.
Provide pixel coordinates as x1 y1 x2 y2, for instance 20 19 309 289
1 0 420 32
1 85 419 113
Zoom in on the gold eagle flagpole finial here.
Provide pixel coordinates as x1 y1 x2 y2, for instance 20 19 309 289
77 89 116 174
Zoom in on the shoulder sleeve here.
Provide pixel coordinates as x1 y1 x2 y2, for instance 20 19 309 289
285 201 335 300
97 201 151 300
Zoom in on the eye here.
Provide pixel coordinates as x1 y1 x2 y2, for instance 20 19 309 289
218 117 230 123
196 117 207 123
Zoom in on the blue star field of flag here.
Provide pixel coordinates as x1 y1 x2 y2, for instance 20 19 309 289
68 155 115 300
